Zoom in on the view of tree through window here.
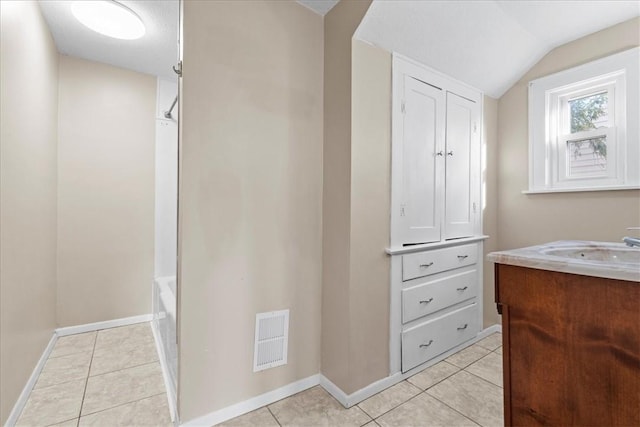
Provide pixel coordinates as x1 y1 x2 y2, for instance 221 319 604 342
568 92 608 160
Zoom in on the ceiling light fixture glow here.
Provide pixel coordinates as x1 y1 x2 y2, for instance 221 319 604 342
71 1 145 40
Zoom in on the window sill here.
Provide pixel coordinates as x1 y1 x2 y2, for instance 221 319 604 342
523 185 640 195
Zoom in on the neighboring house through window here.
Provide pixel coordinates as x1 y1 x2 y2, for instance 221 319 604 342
528 47 639 193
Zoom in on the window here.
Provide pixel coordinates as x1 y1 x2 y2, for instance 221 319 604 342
528 47 639 193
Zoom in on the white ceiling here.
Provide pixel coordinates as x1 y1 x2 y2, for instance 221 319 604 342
39 0 178 80
355 0 640 98
296 0 340 16
37 0 638 96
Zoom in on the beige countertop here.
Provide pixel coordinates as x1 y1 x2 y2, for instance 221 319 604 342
487 240 640 282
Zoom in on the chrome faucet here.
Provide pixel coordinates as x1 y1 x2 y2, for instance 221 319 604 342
623 227 640 247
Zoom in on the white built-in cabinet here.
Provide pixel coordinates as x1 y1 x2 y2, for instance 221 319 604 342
388 55 486 375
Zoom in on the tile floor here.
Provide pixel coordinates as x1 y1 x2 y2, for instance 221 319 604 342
17 324 502 427
222 333 504 427
16 322 172 427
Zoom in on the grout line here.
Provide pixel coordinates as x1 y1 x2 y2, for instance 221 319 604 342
474 336 502 352
78 332 99 419
356 404 376 422
369 387 426 421
43 416 79 427
358 381 424 421
359 412 374 426
422 389 484 427
266 405 282 427
88 358 160 379
47 332 97 360
462 367 504 389
78 392 167 419
407 364 462 393
447 349 494 370
31 375 90 393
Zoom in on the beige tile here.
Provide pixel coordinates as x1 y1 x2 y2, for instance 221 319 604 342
494 346 502 355
90 338 158 376
16 379 85 426
407 361 460 390
426 370 503 427
445 344 491 368
34 351 92 389
50 332 96 358
79 394 171 427
81 362 166 416
94 323 154 351
269 386 371 426
377 393 478 427
363 421 381 427
50 419 79 427
475 333 502 351
465 352 503 388
219 407 279 427
358 381 421 419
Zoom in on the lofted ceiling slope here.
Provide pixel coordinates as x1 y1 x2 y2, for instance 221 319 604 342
39 0 178 80
296 0 340 16
355 0 640 98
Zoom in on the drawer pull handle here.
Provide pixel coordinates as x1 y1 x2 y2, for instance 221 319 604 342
420 262 434 268
419 298 434 304
456 286 468 291
457 324 468 330
457 255 469 260
420 340 434 348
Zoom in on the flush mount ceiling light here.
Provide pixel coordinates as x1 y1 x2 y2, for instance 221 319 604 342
71 0 145 40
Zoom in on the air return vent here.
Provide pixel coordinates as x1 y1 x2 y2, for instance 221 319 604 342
253 309 289 372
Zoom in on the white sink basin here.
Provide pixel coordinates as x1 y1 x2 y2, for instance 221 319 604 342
541 246 640 265
487 241 640 282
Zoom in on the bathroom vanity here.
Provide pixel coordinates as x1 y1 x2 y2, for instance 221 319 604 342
489 241 640 426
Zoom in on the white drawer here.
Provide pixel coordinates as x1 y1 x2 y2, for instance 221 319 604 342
402 244 477 281
402 269 477 323
401 303 479 372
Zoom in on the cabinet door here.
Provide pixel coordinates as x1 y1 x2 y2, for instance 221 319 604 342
444 92 479 240
399 76 445 245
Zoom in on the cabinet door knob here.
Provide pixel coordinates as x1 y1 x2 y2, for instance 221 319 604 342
419 262 434 268
457 324 468 330
457 255 468 260
436 151 444 156
457 286 468 291
419 298 434 304
420 340 434 348
447 151 454 156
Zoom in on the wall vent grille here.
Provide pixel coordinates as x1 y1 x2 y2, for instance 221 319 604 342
253 309 289 372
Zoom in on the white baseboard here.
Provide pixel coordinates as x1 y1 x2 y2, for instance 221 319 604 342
55 314 153 336
478 323 502 337
4 334 57 427
321 323 503 408
180 374 320 427
151 319 178 425
320 372 404 408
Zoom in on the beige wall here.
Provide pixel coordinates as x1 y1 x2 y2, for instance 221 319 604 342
0 1 59 423
321 0 372 392
482 96 500 327
57 55 155 327
348 39 392 392
497 17 640 251
179 1 324 421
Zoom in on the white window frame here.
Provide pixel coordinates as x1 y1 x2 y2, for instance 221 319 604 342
527 47 639 193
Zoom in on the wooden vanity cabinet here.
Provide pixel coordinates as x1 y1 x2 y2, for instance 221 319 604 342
495 264 640 426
